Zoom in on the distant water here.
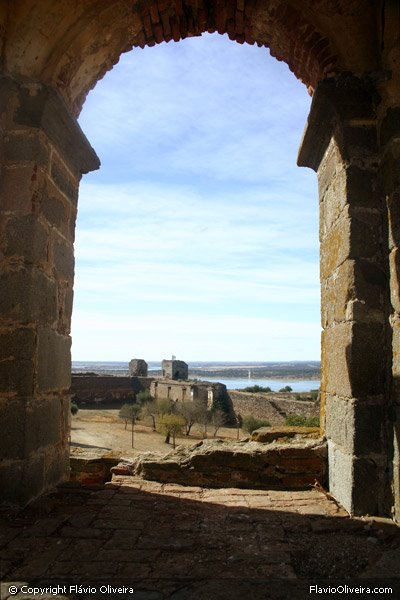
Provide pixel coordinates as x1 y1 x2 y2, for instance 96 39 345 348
71 361 320 392
197 377 319 392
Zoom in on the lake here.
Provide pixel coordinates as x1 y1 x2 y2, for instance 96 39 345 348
196 377 320 392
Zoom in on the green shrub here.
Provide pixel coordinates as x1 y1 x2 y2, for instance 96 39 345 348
285 414 320 427
136 389 154 405
242 385 272 393
242 415 271 434
279 385 292 393
70 402 79 415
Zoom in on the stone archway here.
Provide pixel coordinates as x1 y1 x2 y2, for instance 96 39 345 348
0 0 399 520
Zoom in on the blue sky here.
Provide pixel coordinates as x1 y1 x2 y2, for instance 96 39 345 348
72 33 320 362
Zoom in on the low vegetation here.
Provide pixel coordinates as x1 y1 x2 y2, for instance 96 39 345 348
241 415 271 434
70 402 79 415
242 385 272 393
285 414 320 427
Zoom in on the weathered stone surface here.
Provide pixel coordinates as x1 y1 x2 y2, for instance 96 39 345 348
37 327 71 392
70 447 121 486
0 268 58 324
129 358 148 377
322 322 385 398
251 426 320 443
161 359 188 380
125 439 327 490
3 214 48 265
325 395 387 456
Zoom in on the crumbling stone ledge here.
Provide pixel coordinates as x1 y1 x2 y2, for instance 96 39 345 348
70 447 121 486
111 438 327 490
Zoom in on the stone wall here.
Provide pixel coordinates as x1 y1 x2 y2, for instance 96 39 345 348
0 77 99 504
229 391 319 426
122 438 327 490
71 375 152 406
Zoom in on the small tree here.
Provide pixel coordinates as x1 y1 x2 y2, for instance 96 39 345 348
279 385 293 393
70 402 79 415
242 415 271 434
136 389 154 405
140 400 158 430
119 403 141 448
176 401 198 436
157 414 185 448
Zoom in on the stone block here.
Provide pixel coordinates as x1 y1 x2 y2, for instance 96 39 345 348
327 440 353 514
340 122 378 160
346 165 378 208
3 131 50 165
58 283 74 333
13 81 100 176
0 327 36 361
321 259 385 328
0 268 58 324
352 457 385 516
50 161 78 204
0 357 35 396
0 398 26 459
319 168 346 237
37 327 71 392
322 322 385 397
25 398 62 454
45 446 70 488
320 211 350 280
251 426 320 443
40 187 66 229
0 163 45 214
325 395 386 455
53 237 74 279
3 214 49 265
317 138 339 198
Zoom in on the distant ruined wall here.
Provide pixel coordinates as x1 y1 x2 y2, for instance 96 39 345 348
229 391 319 426
71 376 152 405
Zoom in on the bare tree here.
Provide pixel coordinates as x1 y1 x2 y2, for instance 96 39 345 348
211 409 227 437
176 402 198 436
119 403 141 448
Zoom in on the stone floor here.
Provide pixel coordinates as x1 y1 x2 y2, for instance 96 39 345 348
1 477 399 600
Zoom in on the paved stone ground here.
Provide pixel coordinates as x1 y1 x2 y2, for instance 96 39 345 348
1 477 399 600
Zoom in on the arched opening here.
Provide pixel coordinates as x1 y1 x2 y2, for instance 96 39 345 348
0 1 398 521
72 34 319 364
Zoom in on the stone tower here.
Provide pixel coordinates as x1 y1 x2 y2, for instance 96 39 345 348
129 359 148 377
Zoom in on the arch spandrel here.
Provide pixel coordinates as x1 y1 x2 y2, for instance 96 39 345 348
1 0 380 115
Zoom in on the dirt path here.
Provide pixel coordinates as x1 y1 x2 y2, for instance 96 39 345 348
70 409 239 459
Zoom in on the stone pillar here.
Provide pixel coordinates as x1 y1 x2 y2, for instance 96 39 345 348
298 75 393 516
381 106 400 522
0 77 99 504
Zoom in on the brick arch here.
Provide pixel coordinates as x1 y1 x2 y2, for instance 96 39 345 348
65 0 339 114
3 0 378 117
